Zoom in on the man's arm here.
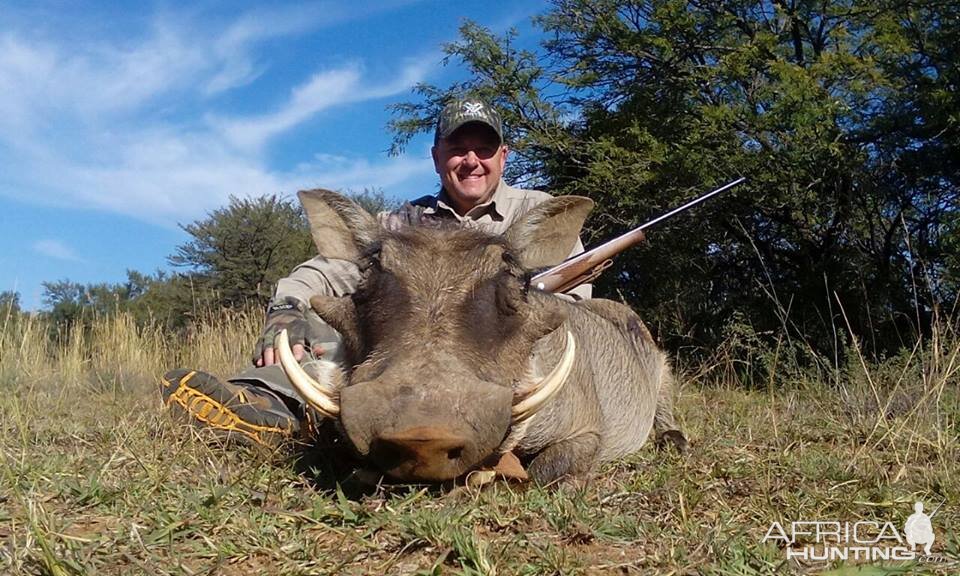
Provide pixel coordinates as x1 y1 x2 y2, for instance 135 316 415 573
273 257 362 305
256 257 362 367
257 204 419 367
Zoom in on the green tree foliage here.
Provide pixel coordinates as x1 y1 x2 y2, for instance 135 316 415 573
1 291 26 353
167 190 397 310
41 273 172 327
346 187 399 216
389 0 959 364
168 195 316 309
0 291 21 317
36 189 401 330
43 280 101 326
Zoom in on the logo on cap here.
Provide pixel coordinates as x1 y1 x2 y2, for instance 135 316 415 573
463 101 484 115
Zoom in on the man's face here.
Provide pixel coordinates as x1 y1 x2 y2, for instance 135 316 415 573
432 123 509 215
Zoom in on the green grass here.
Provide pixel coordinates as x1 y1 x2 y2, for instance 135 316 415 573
1 312 958 574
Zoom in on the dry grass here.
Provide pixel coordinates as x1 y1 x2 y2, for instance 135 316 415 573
1 308 958 575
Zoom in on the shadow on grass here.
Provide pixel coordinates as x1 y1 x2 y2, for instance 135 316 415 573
289 422 456 501
290 420 508 501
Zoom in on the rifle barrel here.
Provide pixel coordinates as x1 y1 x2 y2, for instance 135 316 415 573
636 176 746 232
532 176 747 293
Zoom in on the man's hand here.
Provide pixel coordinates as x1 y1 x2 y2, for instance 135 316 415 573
253 297 326 367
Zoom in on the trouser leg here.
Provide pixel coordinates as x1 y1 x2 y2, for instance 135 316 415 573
160 368 302 446
229 323 345 416
161 317 344 445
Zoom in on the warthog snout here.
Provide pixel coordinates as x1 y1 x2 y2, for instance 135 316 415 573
371 427 469 480
338 374 514 481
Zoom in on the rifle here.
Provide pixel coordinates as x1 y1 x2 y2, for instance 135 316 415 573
532 177 747 293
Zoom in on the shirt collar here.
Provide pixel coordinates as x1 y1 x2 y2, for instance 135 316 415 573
429 179 508 222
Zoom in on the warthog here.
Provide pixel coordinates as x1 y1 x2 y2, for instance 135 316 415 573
277 189 686 484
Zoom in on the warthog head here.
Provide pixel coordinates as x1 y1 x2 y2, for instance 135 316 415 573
277 189 593 481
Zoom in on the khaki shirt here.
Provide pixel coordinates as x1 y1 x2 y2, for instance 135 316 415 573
274 180 592 305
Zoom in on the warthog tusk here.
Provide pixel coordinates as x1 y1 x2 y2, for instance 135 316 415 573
276 329 340 418
512 331 575 424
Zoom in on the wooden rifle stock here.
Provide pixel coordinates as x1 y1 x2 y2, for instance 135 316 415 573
532 177 746 294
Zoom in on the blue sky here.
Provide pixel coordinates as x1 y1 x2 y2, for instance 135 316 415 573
0 0 550 310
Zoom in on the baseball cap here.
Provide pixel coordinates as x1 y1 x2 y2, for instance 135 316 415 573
434 98 503 144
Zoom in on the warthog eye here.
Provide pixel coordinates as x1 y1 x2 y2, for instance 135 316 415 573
494 271 530 317
500 250 531 296
359 242 383 271
353 247 383 306
521 272 532 296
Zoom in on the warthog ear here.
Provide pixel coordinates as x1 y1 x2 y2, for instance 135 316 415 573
505 196 595 269
298 189 380 261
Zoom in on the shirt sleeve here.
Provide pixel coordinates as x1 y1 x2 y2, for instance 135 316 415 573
272 256 362 306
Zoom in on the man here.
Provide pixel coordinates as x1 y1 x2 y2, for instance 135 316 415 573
904 501 935 555
160 98 591 446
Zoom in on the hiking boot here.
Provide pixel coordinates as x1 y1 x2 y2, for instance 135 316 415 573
160 369 300 447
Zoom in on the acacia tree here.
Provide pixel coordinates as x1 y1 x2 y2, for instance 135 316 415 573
389 0 958 365
168 195 315 308
168 189 397 310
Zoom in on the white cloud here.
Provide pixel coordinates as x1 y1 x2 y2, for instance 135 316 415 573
204 4 346 95
0 6 436 226
214 65 364 151
204 57 263 96
0 36 58 133
2 127 435 226
214 57 432 151
33 239 84 263
0 24 203 124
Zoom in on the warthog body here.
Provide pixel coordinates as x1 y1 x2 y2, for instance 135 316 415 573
280 189 685 484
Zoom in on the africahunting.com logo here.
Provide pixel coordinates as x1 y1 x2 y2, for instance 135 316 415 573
762 501 952 564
